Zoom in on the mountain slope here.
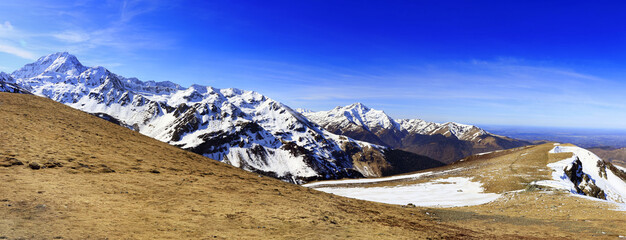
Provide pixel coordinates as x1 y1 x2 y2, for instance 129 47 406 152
306 143 626 238
0 72 29 94
302 103 530 164
4 52 443 183
0 92 491 239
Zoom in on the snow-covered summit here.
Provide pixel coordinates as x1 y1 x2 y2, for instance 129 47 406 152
12 52 87 79
302 103 529 163
303 103 488 141
306 103 400 133
397 119 487 142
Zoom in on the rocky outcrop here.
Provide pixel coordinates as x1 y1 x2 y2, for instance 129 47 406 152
563 157 606 200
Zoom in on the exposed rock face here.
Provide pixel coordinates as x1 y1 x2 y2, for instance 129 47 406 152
2 52 444 183
301 104 530 164
563 157 606 200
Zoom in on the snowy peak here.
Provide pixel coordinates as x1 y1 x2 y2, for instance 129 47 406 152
395 118 487 141
433 121 487 141
12 52 87 79
345 102 370 111
304 105 530 163
313 103 399 131
294 108 313 114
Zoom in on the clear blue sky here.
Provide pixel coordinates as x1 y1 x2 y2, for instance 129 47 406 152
0 0 625 129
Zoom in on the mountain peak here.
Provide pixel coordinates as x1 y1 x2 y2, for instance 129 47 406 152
12 52 86 79
346 102 370 111
34 52 82 68
295 108 313 114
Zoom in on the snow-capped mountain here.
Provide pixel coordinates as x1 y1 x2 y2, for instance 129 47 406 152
301 103 530 164
302 103 405 147
3 52 444 183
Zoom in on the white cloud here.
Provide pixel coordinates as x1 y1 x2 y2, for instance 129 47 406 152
0 43 36 60
52 30 90 43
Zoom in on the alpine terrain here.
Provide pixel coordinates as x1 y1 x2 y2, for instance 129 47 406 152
0 52 444 183
301 103 530 164
2 92 625 239
306 143 626 238
0 93 497 239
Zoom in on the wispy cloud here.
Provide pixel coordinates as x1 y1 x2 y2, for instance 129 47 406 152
0 43 37 60
0 21 37 59
0 0 176 60
52 31 91 43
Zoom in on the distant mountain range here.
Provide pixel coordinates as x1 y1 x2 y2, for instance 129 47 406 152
485 125 626 149
0 52 449 183
300 103 530 164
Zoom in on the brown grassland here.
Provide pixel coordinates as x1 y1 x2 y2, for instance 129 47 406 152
0 93 624 239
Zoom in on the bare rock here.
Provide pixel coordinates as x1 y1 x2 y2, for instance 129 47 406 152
28 162 41 170
0 157 23 167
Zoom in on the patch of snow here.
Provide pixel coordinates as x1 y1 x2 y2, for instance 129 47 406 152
308 177 500 207
303 168 460 187
476 150 502 156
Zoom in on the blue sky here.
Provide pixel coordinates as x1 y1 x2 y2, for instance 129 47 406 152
1 1 626 129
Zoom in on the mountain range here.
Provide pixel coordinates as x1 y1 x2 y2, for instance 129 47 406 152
301 103 530 164
0 52 448 183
